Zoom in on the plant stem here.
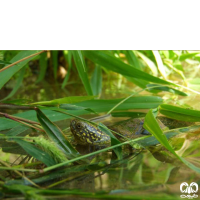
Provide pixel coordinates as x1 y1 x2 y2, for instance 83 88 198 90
0 50 46 73
0 112 39 125
0 112 44 132
0 160 40 188
0 103 34 110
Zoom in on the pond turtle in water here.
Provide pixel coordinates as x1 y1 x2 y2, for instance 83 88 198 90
70 116 193 146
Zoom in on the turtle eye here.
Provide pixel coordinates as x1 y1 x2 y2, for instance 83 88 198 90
76 123 81 129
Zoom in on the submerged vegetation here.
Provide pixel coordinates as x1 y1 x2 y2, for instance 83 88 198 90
0 50 200 199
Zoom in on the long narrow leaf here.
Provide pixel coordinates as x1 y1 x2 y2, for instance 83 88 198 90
124 50 141 70
36 108 78 157
152 50 167 79
36 51 48 83
147 84 188 96
62 51 72 88
72 51 93 95
180 52 200 61
143 110 174 152
14 139 57 166
143 109 200 174
30 96 95 106
160 104 200 122
124 51 150 88
59 104 96 114
126 76 149 89
84 51 175 86
0 50 42 90
99 123 122 159
0 96 163 131
52 51 58 79
135 51 158 76
111 111 146 118
1 66 27 101
0 60 11 65
90 65 102 96
75 96 163 112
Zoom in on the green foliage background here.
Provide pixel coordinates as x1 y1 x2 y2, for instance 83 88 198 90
0 50 200 199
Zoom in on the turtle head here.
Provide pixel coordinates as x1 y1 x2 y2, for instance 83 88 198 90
70 119 110 146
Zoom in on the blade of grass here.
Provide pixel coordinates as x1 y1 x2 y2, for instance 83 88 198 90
160 104 200 122
36 51 48 83
147 84 188 96
90 65 102 96
175 83 200 95
4 125 29 136
72 50 93 95
135 51 158 76
30 96 95 106
0 50 43 90
179 52 200 61
143 109 200 173
124 50 149 88
52 51 58 79
59 104 96 114
36 108 79 157
14 139 57 166
0 60 11 65
111 112 146 118
152 50 167 80
84 51 175 86
98 123 122 159
163 59 186 83
1 66 27 101
125 76 149 89
124 50 141 70
107 86 163 114
62 50 72 88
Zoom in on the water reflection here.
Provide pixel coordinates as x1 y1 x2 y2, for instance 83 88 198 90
54 129 200 199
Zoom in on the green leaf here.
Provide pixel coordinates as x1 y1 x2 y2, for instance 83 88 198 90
0 60 11 65
163 60 186 81
143 109 174 152
36 51 48 83
14 139 57 166
126 76 149 89
0 50 42 90
124 50 141 70
84 51 175 86
136 51 158 76
62 51 72 88
30 96 95 106
143 109 200 174
152 50 167 79
147 84 188 96
179 52 200 61
90 65 102 96
5 125 30 136
111 111 146 118
98 123 122 159
76 96 163 112
52 50 58 79
36 108 78 157
0 96 163 131
1 66 27 101
72 50 93 95
59 104 96 114
124 51 150 88
160 104 200 122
